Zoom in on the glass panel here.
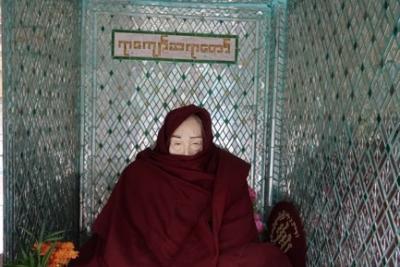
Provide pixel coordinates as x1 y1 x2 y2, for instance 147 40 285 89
3 0 81 260
282 0 400 266
81 1 273 235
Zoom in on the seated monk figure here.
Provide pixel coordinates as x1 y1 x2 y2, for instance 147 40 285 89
71 105 305 267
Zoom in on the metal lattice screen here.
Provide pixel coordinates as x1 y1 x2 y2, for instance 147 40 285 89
3 0 81 260
265 0 287 206
81 0 276 235
281 0 399 266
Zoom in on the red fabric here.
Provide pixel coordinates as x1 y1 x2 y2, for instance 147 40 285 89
71 105 292 267
268 202 307 267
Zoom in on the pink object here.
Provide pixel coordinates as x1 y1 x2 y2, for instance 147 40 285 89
254 213 265 233
248 186 257 204
248 186 265 233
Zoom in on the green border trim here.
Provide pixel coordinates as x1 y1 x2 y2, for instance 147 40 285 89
111 29 239 64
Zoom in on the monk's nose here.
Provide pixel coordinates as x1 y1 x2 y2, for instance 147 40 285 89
183 145 190 155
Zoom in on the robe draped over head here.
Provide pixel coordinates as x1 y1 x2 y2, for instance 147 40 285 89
71 104 292 267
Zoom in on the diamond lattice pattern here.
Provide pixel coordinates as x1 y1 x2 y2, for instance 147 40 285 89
3 0 81 259
82 3 271 233
281 0 399 266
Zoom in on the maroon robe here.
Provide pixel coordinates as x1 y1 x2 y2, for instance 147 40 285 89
71 105 291 267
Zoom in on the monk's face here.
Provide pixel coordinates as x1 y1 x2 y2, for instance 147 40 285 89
169 115 203 156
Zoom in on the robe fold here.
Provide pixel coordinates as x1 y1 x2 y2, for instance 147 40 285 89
71 105 291 267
